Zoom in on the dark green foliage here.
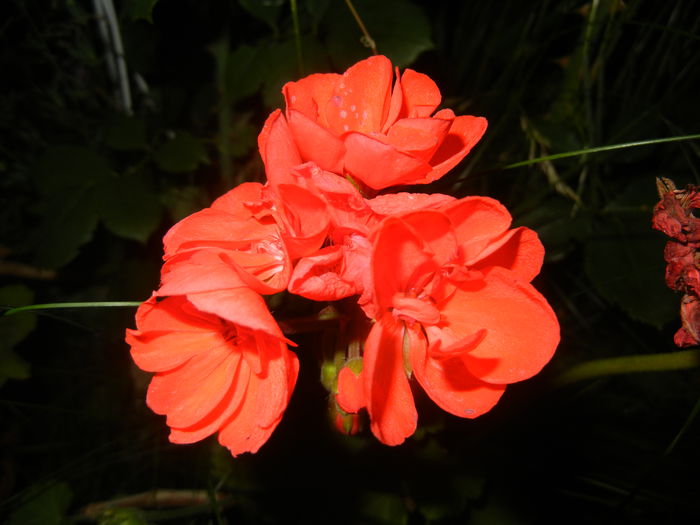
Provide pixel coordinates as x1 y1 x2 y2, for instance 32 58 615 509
7 482 73 525
1 0 700 523
152 132 209 174
0 285 35 385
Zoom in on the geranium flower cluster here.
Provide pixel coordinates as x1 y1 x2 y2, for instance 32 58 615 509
126 56 560 456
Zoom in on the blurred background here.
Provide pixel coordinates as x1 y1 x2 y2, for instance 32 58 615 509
1 0 700 523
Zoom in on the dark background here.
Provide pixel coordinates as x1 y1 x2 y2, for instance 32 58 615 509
1 0 699 523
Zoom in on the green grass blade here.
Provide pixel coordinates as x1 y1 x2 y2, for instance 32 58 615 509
504 133 700 169
2 301 143 316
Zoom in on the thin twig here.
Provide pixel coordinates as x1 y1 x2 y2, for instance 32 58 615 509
79 489 228 519
344 0 377 54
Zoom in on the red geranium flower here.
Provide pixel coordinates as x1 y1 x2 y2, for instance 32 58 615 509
259 55 487 190
160 182 292 296
126 294 298 456
337 196 560 445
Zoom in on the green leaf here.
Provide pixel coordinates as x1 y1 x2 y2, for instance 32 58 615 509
0 347 31 386
31 186 100 268
305 0 332 28
360 492 407 525
96 172 163 243
7 482 73 525
153 131 208 173
225 44 266 103
31 146 112 195
162 185 211 223
125 0 159 23
323 0 433 68
104 115 149 151
0 285 37 347
260 38 329 108
0 284 35 385
584 181 678 328
238 0 285 34
228 114 257 158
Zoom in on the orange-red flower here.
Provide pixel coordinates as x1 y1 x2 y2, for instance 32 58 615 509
337 196 560 445
259 55 487 190
160 182 292 296
126 294 298 456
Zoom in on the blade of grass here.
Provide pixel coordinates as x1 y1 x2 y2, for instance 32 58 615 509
503 133 700 169
553 348 700 387
2 301 142 316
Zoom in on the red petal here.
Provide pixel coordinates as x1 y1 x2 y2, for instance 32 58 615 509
325 55 393 135
210 182 267 217
427 328 487 359
337 365 366 413
130 295 214 335
367 193 456 228
385 117 451 163
275 183 329 259
169 356 251 444
344 132 429 190
127 297 223 373
129 329 222 373
471 227 544 283
187 288 285 340
427 114 487 182
382 67 404 132
306 168 372 232
159 251 250 296
288 245 359 301
443 197 513 263
364 318 417 446
163 209 272 258
258 109 302 186
146 345 239 428
217 342 299 456
437 267 559 384
400 68 441 118
392 295 441 325
410 326 506 418
283 72 341 128
372 217 438 310
287 109 345 172
399 209 458 267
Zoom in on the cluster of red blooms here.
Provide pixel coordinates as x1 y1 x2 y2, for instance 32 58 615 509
653 177 700 347
126 56 560 456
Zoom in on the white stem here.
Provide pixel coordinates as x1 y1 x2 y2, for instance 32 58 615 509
93 0 133 114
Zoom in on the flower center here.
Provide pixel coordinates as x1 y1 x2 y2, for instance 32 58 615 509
221 323 239 345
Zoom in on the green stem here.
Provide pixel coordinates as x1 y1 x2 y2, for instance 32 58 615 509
553 349 700 387
504 133 700 169
2 301 142 316
290 0 304 76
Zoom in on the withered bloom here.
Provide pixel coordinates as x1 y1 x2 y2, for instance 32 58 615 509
653 177 700 346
